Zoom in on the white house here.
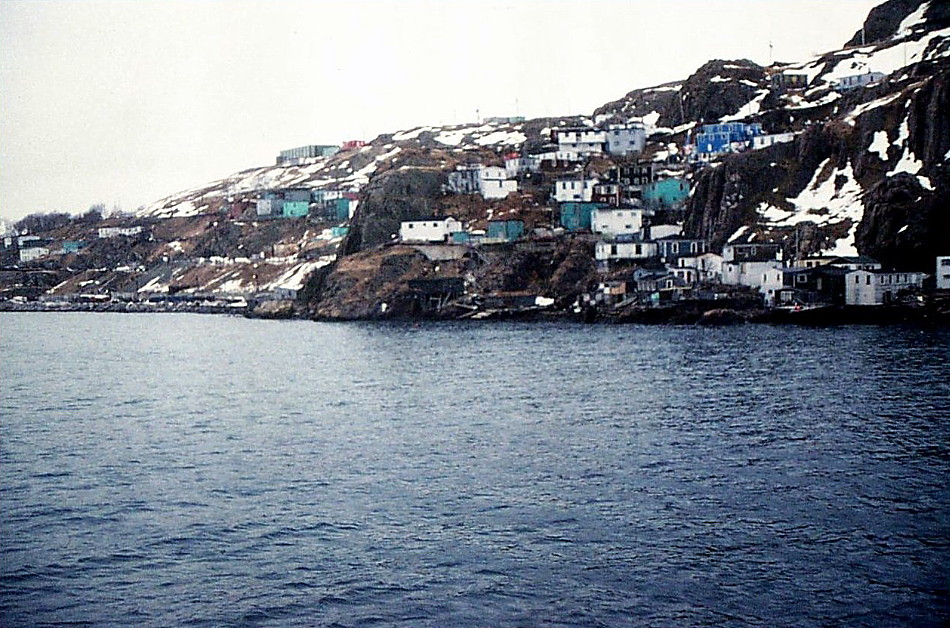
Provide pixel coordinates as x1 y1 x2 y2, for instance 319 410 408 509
671 266 697 284
556 128 606 155
604 124 646 156
447 165 517 199
19 246 49 262
505 155 541 178
722 243 782 263
256 198 281 216
400 217 463 243
18 235 42 247
836 71 886 91
647 224 683 240
591 207 644 237
937 256 950 290
677 252 724 283
479 166 518 199
595 240 658 261
760 266 785 306
98 226 143 238
845 270 927 305
533 150 583 164
752 132 796 150
722 259 785 291
554 178 598 202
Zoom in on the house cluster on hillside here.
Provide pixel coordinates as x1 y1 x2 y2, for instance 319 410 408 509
255 187 358 223
590 247 932 309
2 225 151 264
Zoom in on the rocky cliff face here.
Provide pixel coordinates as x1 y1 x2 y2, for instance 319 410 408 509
594 59 768 131
341 166 447 255
684 0 949 266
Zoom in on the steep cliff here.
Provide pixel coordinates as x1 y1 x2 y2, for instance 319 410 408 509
684 0 950 265
341 165 447 255
594 59 768 132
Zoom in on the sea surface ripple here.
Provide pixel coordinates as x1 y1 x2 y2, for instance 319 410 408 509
1 312 948 627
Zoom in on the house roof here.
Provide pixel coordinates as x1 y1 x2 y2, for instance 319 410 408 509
828 255 880 265
655 234 705 242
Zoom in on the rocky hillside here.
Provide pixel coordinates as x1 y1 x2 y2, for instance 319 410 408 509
7 0 946 319
683 0 950 269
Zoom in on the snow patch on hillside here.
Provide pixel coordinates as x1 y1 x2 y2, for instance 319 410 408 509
475 130 527 146
869 130 890 161
760 158 865 256
896 1 930 39
264 256 335 291
720 90 769 121
824 27 950 83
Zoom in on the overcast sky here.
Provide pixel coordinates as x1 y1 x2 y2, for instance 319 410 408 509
0 0 879 222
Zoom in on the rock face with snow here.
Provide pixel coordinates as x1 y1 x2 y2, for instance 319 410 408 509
685 0 949 265
341 165 447 255
594 59 769 133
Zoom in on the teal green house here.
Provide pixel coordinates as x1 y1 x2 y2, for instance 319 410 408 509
642 179 690 208
62 241 87 253
282 201 310 218
559 202 603 231
330 226 350 238
331 198 352 221
487 219 524 242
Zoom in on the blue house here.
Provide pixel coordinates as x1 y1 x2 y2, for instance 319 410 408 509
486 219 524 242
642 179 690 208
694 123 764 156
559 202 604 231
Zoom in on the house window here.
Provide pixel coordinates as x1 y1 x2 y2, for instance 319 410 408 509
866 275 871 285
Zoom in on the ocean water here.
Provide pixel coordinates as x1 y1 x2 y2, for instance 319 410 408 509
1 312 948 627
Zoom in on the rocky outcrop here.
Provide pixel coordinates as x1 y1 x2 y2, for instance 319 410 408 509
309 247 433 320
845 0 950 46
594 59 767 129
856 174 948 270
342 166 446 255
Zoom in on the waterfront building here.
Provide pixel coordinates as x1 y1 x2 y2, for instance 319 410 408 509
937 256 950 290
845 270 927 305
